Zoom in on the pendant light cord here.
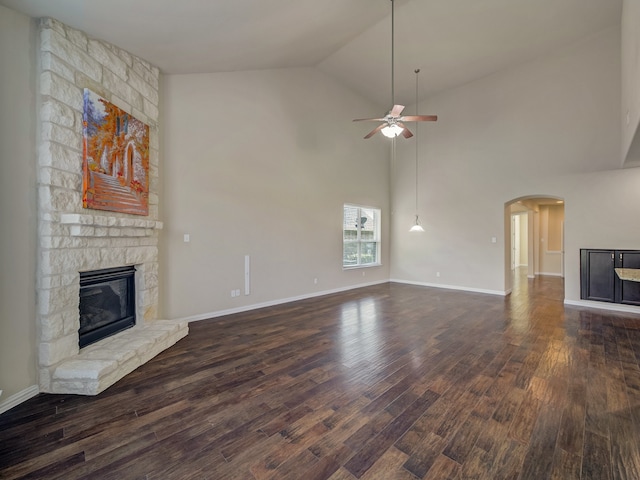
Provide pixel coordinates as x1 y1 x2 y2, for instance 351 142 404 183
391 0 395 107
415 68 419 216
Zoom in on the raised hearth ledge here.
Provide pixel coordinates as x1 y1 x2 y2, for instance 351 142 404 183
51 320 188 395
60 213 163 237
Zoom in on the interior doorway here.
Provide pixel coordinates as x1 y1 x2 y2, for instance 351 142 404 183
504 196 565 294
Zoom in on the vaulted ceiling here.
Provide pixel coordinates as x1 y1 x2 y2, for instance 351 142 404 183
0 0 622 108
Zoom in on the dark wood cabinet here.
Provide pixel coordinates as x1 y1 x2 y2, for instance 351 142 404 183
580 249 640 306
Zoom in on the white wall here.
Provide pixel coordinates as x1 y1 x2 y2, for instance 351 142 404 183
518 214 528 267
391 27 629 301
0 6 38 404
161 68 390 320
537 205 563 276
622 0 640 165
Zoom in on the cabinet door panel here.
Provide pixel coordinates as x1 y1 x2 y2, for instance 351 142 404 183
616 251 640 306
581 249 615 302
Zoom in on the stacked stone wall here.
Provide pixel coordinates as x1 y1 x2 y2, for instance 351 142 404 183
36 18 165 392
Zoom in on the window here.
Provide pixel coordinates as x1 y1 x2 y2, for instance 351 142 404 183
343 204 381 268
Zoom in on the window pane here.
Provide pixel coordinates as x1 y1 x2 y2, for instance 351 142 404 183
343 242 358 266
343 204 381 268
360 208 378 241
343 205 359 241
360 242 378 265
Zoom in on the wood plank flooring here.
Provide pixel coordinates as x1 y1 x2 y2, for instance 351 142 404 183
2 271 640 479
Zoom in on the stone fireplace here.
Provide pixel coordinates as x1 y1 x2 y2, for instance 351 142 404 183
36 18 187 395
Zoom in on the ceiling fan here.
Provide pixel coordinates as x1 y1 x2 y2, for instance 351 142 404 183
353 0 437 139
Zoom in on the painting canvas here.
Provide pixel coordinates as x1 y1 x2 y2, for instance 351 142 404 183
82 89 149 216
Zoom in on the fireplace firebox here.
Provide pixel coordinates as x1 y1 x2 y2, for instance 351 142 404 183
79 266 136 348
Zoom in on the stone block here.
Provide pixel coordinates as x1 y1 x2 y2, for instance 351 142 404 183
40 17 66 36
142 301 156 319
102 69 143 110
41 248 97 275
41 71 83 111
131 58 159 90
143 95 159 121
100 248 128 268
62 308 80 335
74 72 107 99
55 359 118 380
41 52 75 83
38 167 81 191
39 367 52 392
40 312 65 341
41 122 81 151
38 284 78 316
64 25 88 51
47 188 82 214
125 246 158 265
148 205 159 219
39 141 82 171
131 107 150 127
38 272 77 290
110 95 132 116
110 44 133 67
38 217 67 238
70 225 95 237
82 345 137 364
149 129 159 150
88 39 128 80
60 213 93 225
41 99 75 129
41 28 101 82
39 334 79 367
127 70 158 106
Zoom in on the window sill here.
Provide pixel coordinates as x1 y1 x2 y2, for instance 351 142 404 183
343 263 382 271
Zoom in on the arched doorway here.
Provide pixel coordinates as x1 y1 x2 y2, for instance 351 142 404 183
504 196 565 294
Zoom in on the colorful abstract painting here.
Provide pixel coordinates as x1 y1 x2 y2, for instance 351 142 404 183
82 89 149 216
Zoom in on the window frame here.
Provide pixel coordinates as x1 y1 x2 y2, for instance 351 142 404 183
342 204 382 269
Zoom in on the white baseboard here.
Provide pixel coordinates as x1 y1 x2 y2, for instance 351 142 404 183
179 280 389 323
0 385 39 415
390 278 508 297
536 272 564 277
564 299 640 315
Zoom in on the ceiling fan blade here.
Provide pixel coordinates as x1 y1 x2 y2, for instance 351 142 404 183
399 115 438 122
398 123 413 138
364 124 386 139
390 105 405 117
353 117 387 122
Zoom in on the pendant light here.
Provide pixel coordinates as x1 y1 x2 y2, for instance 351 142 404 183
409 68 425 233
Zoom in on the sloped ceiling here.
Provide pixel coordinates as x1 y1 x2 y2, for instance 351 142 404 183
0 0 622 108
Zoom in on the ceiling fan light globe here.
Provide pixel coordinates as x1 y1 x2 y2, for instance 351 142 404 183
381 124 404 138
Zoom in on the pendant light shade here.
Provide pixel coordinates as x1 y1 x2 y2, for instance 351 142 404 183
410 215 424 232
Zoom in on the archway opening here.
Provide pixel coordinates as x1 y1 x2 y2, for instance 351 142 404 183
504 196 565 294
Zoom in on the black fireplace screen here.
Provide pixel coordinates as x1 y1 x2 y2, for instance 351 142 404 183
79 266 136 348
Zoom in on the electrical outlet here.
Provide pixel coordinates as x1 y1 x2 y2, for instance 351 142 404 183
436 272 441 278
231 290 236 298
313 278 318 284
235 289 240 297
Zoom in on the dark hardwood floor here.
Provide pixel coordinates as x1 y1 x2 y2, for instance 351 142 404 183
2 270 640 479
